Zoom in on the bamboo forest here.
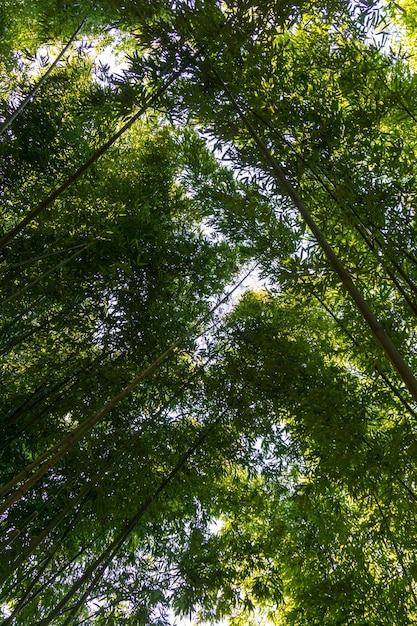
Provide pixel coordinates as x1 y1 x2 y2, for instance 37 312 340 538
2 0 417 623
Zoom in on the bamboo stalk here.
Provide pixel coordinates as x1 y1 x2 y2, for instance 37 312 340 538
0 18 87 137
214 70 417 403
37 413 223 626
0 243 90 307
0 69 181 251
0 265 255 514
0 485 91 585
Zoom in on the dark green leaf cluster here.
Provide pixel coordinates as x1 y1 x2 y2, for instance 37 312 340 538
2 1 417 625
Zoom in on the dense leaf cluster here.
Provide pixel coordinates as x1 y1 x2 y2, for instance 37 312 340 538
2 0 417 624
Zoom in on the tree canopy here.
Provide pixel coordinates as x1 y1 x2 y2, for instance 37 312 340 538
2 0 417 624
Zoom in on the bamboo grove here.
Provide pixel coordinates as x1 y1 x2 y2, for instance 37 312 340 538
2 0 417 623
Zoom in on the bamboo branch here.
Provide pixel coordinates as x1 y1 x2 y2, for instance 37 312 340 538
37 411 225 626
300 277 417 420
1 360 209 589
0 69 181 251
0 243 90 307
373 493 417 609
0 264 256 514
213 69 417 403
0 18 87 137
0 485 91 586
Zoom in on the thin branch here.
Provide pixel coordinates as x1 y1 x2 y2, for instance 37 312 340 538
212 67 417 403
37 408 227 626
0 18 87 137
0 264 256 514
0 68 182 251
0 243 90 308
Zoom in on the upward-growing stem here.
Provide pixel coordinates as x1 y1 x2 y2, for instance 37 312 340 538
0 18 87 137
253 109 417 316
0 264 256 515
1 361 211 590
0 69 181 251
213 69 417 404
0 243 90 307
37 410 226 626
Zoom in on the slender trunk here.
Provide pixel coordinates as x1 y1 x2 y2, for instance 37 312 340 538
360 437 417 503
253 108 417 317
302 278 417 420
0 243 87 275
2 498 95 624
0 243 90 307
38 414 223 626
0 318 52 357
215 71 417 403
0 348 176 513
0 69 181 251
372 493 417 609
5 358 210 580
0 265 255 514
0 295 44 335
0 18 87 137
0 300 75 357
1 351 107 430
0 293 97 358
0 485 92 586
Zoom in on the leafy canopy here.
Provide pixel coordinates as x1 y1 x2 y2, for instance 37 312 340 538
2 1 417 624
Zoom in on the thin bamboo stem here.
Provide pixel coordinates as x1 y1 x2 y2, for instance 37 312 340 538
0 69 181 251
0 265 255 514
214 70 417 403
0 18 87 137
0 244 90 307
37 413 223 626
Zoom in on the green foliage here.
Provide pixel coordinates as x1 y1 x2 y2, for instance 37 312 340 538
2 1 417 625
